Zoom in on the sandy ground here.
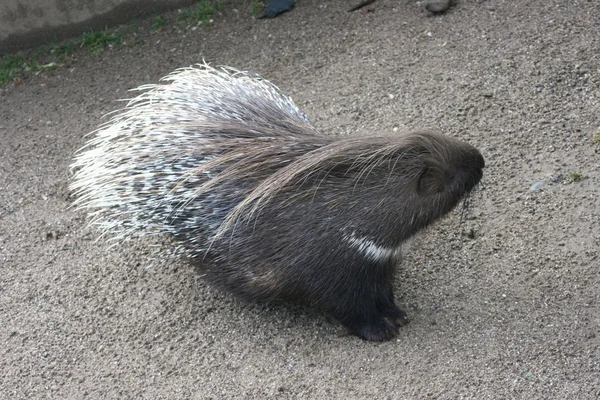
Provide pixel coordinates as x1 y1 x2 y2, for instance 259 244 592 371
1 0 599 398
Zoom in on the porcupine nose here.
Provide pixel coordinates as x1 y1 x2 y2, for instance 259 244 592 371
472 151 485 184
464 148 485 171
459 148 485 190
474 151 485 170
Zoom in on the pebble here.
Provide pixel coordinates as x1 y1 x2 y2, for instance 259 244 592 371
529 182 545 192
425 0 453 14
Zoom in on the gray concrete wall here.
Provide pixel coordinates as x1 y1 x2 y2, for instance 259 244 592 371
0 0 197 53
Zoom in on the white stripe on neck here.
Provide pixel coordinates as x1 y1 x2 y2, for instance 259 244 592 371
345 232 406 262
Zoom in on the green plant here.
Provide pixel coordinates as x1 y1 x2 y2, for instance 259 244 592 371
0 40 78 84
566 171 584 182
152 16 167 31
80 27 122 53
178 1 221 26
1 26 125 84
0 55 25 83
1 6 198 85
49 42 75 60
249 0 264 16
592 129 600 145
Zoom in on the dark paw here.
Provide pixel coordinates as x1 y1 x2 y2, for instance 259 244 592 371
385 306 409 328
356 320 398 342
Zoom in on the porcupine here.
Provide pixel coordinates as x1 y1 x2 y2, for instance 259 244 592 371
70 63 484 341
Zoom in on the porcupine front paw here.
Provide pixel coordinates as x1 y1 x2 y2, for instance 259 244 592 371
352 317 398 342
343 303 409 341
382 304 409 328
336 308 399 341
353 307 408 341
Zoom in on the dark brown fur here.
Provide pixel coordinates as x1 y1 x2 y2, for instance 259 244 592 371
195 130 484 341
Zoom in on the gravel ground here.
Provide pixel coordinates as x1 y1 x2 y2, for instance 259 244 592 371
1 0 598 398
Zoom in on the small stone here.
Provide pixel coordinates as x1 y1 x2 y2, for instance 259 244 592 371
425 0 453 14
529 182 545 192
45 230 61 240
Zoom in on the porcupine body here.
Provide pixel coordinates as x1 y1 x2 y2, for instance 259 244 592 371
70 64 484 341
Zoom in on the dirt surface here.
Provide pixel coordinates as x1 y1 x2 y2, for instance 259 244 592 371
1 0 599 398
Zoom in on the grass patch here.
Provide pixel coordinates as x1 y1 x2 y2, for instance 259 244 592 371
49 42 76 60
592 129 600 145
0 26 122 84
80 27 122 53
0 55 26 83
1 1 229 85
0 41 75 84
178 0 221 26
152 16 167 32
249 0 264 16
566 171 584 182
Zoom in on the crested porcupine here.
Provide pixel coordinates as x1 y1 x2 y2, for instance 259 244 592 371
70 63 484 341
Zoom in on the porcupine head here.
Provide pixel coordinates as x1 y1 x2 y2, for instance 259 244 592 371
70 64 485 342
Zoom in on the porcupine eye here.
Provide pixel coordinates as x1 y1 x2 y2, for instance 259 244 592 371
445 168 457 185
417 163 448 195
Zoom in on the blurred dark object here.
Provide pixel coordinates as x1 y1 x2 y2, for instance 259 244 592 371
261 0 296 18
349 0 377 12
